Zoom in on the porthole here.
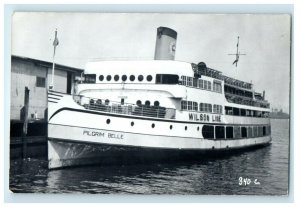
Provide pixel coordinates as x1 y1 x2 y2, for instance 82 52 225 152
170 125 173 130
130 75 135 81
147 75 153 82
122 75 127 81
99 75 104 81
197 126 200 131
131 121 134 126
136 100 142 106
106 75 112 81
185 126 188 131
152 123 155 128
114 75 119 81
106 119 110 124
138 75 144 81
154 101 160 107
96 99 102 105
145 100 150 106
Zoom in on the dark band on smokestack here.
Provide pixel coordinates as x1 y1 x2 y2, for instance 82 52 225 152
154 27 177 60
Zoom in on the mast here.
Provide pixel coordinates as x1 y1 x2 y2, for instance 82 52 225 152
228 36 246 67
49 29 59 90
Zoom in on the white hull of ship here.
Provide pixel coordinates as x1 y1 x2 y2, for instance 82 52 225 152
48 92 271 169
48 116 271 169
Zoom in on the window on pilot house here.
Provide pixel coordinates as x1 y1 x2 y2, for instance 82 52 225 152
156 74 179 84
84 74 96 83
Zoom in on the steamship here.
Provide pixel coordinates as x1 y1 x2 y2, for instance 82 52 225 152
47 27 271 169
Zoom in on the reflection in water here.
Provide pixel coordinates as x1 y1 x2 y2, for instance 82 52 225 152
10 119 289 195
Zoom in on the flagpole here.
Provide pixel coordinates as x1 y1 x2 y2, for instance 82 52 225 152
50 51 55 90
50 29 59 90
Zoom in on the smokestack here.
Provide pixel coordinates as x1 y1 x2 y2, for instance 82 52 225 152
154 27 177 60
263 90 265 100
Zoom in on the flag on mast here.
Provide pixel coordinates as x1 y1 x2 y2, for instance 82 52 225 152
53 29 59 56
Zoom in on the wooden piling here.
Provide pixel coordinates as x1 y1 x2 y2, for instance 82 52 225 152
22 87 30 159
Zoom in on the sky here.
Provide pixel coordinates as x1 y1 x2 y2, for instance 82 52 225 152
11 12 291 113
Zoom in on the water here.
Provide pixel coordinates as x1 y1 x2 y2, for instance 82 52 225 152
9 119 289 195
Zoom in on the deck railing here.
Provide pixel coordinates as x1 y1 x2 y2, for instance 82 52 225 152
225 92 270 108
73 95 176 119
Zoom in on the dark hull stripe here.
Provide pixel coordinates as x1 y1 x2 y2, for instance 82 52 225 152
48 93 64 97
49 123 201 140
48 97 60 100
49 123 271 140
48 136 271 151
49 100 58 103
48 90 68 95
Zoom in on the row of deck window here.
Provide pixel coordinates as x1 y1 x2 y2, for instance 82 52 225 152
97 74 153 82
181 76 222 93
104 117 270 139
181 101 269 117
181 101 223 114
225 106 269 117
83 74 222 95
202 125 271 139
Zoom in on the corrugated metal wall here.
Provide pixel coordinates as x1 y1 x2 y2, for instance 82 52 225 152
10 58 68 120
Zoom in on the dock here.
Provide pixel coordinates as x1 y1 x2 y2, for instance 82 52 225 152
10 120 47 159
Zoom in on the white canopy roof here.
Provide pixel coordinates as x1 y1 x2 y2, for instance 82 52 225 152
84 60 194 77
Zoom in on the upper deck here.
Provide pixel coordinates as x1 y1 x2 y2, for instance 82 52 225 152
81 60 270 109
84 60 194 81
